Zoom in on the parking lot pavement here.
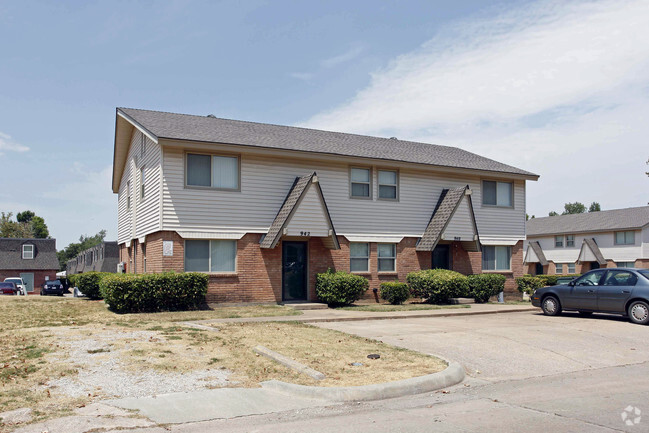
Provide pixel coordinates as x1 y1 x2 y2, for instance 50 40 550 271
315 310 649 382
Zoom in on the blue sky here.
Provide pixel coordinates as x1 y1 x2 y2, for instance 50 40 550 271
1 0 648 249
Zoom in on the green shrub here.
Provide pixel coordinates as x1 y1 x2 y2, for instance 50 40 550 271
537 275 558 286
380 281 410 305
74 272 112 299
407 269 469 304
467 274 506 303
516 276 544 294
100 272 208 314
316 269 368 307
67 274 78 288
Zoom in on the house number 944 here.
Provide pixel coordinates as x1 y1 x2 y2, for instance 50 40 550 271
300 231 311 236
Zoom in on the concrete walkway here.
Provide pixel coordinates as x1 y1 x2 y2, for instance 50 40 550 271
190 303 537 325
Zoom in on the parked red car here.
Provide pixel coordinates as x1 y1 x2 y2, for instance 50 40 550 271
0 282 18 295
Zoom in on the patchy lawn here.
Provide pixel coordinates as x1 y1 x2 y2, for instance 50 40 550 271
0 297 445 429
337 303 471 312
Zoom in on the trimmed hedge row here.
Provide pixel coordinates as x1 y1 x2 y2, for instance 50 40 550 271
522 274 581 287
315 269 368 307
100 272 208 313
407 269 469 304
467 274 506 303
380 281 410 305
70 272 112 299
516 276 544 294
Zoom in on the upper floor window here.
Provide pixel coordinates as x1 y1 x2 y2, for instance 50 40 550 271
127 180 131 210
350 167 371 198
140 166 146 201
482 245 511 271
378 243 396 272
378 170 398 200
615 231 635 245
566 235 575 247
186 153 239 190
140 133 146 158
482 181 513 207
185 239 237 272
22 244 34 259
555 235 563 248
350 243 369 272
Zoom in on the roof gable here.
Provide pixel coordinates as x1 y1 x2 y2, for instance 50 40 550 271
0 238 59 270
527 206 649 236
578 238 607 265
524 241 548 266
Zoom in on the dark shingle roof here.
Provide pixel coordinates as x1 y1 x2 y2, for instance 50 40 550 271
581 238 607 265
528 241 548 266
118 108 538 178
0 238 59 270
417 186 472 252
527 206 649 236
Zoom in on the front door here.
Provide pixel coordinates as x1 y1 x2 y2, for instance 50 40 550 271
282 242 307 301
20 273 34 293
432 244 451 270
535 263 544 275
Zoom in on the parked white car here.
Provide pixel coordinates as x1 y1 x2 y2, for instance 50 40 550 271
4 277 26 295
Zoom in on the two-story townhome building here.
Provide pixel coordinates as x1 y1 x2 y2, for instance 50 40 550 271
0 238 60 293
67 241 120 274
524 206 649 275
112 108 538 304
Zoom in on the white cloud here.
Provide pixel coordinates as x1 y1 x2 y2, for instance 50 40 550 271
289 72 314 82
0 131 30 154
302 0 649 215
321 44 364 68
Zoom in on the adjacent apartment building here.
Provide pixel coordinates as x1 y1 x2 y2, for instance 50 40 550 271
67 241 120 274
0 238 60 293
524 206 649 275
112 108 538 303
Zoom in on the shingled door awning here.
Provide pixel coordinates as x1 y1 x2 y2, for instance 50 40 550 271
524 241 549 265
577 238 607 265
416 185 480 253
260 172 339 250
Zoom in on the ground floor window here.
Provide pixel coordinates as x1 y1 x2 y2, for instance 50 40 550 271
617 261 635 268
555 263 564 274
378 243 396 272
482 245 511 271
185 240 236 272
567 263 576 273
350 243 369 272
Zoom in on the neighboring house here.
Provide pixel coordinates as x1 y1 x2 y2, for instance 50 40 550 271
524 206 649 275
0 238 59 293
112 108 538 303
67 241 120 274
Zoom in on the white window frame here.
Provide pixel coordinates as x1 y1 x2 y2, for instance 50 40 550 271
350 242 369 273
565 234 575 247
349 166 372 199
482 245 512 272
185 152 241 191
377 243 397 273
617 261 635 268
567 263 576 273
482 180 514 208
22 244 34 259
614 231 635 245
184 239 237 273
555 263 564 274
127 180 131 210
377 169 399 201
554 235 564 248
140 133 146 158
140 166 146 201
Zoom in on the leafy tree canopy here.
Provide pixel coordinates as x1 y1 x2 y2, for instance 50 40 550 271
0 211 49 238
548 202 603 217
588 202 601 212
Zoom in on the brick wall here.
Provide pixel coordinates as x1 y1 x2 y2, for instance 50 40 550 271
0 269 58 294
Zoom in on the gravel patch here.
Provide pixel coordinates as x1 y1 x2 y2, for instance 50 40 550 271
46 328 232 399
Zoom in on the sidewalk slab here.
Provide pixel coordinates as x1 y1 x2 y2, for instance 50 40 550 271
107 388 333 424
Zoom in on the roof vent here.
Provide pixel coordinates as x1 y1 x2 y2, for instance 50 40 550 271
207 114 216 118
390 137 398 140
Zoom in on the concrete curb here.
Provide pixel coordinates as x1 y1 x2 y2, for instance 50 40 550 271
299 307 538 323
260 359 465 402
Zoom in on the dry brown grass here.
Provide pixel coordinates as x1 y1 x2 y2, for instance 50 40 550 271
0 296 445 429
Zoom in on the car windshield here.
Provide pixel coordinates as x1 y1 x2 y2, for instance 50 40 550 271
639 270 649 281
5 278 21 283
0 283 14 288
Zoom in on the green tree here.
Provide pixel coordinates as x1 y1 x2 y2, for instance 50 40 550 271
16 210 35 223
31 216 49 238
57 230 107 270
0 212 34 238
549 211 559 216
562 202 587 215
588 202 601 212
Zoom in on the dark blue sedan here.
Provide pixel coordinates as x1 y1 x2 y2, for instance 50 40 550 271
41 279 65 296
531 268 649 325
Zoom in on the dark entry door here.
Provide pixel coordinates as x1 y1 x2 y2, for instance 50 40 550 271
432 245 451 270
590 261 600 270
535 263 544 275
282 242 307 301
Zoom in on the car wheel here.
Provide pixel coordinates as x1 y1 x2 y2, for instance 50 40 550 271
578 311 593 317
542 296 562 316
627 301 649 325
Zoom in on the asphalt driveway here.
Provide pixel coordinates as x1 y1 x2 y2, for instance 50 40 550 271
315 310 649 382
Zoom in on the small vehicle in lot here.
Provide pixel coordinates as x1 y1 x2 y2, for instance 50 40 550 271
3 277 26 295
532 268 649 325
41 279 65 296
0 282 18 295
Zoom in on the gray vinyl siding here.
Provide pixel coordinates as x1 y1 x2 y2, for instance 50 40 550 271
442 198 475 241
284 185 330 237
161 145 526 239
117 131 161 244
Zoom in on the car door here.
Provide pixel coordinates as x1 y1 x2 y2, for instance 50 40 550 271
597 270 638 313
563 270 605 310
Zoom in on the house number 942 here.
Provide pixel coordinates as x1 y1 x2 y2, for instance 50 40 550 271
300 231 311 236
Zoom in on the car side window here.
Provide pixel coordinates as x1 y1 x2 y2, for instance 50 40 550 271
603 271 637 286
574 270 605 286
